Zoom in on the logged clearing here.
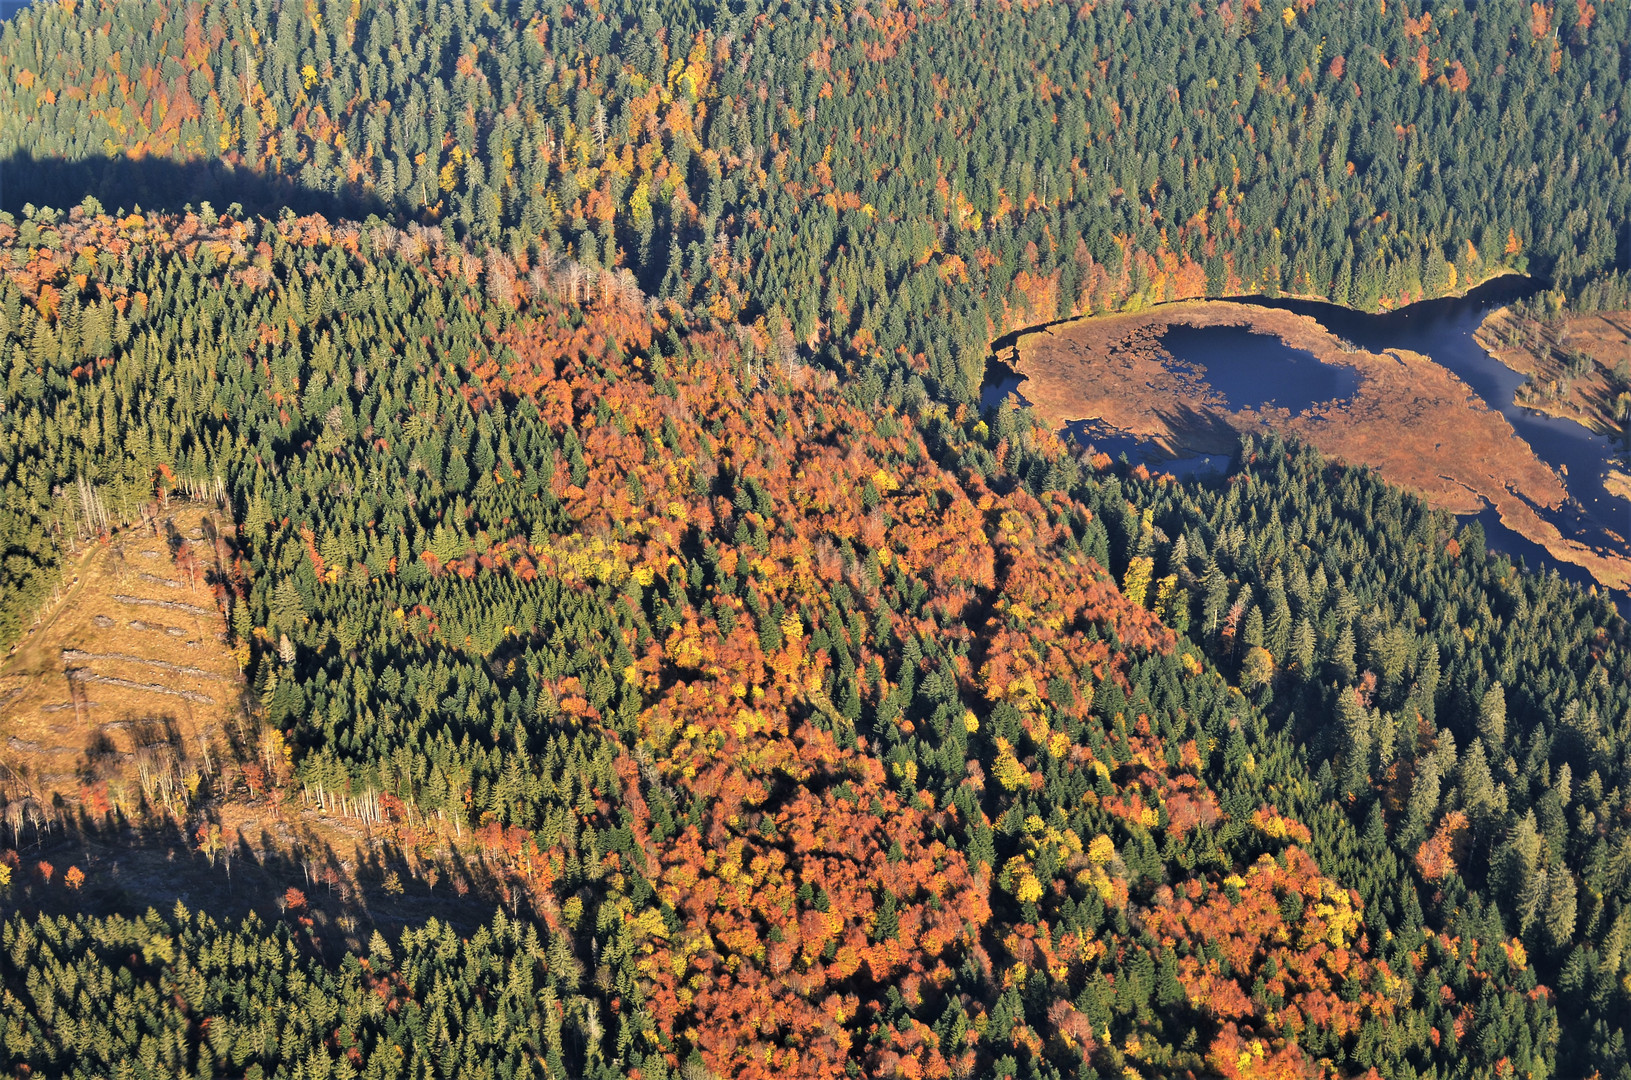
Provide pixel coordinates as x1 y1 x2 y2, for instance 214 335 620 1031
0 504 500 948
1008 301 1631 591
1475 308 1631 436
0 503 245 809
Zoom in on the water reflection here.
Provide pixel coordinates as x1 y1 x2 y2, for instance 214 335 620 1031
980 354 1028 414
1157 325 1361 414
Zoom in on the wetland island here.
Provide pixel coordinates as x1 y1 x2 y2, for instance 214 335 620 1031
1001 295 1631 593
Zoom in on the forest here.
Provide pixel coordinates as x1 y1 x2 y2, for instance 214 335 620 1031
4 0 1631 400
1 1 1630 1079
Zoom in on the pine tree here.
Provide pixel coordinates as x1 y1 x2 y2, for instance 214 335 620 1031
1458 740 1499 825
1331 623 1358 684
1479 682 1508 752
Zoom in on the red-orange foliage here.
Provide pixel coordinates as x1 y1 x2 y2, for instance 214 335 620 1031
636 699 987 1078
1530 2 1551 38
1414 45 1432 84
463 295 1201 1075
1205 1023 1326 1079
79 781 112 819
279 277 1429 1077
1415 811 1468 882
1146 846 1397 1079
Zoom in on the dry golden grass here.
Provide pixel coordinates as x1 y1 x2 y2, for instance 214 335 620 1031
1476 308 1631 436
1608 469 1631 505
0 505 507 931
0 503 245 810
1009 301 1631 591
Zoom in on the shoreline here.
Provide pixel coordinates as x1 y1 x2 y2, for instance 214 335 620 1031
1008 301 1631 592
1471 307 1628 438
1221 266 1527 313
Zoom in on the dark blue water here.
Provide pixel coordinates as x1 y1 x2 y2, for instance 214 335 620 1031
1 0 34 21
980 355 1027 414
1158 325 1361 413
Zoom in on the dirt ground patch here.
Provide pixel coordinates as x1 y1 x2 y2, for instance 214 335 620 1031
1009 301 1631 591
0 503 245 808
0 505 536 943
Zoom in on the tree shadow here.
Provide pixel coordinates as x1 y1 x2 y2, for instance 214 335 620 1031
0 793 527 961
1149 399 1244 456
0 151 387 221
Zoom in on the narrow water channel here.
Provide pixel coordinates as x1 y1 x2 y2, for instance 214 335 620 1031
1255 279 1630 598
985 276 1631 607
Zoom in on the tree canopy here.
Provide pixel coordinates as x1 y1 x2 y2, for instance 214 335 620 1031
1 0 1630 1078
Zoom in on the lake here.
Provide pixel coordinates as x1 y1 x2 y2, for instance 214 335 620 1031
1157 324 1361 413
985 277 1631 606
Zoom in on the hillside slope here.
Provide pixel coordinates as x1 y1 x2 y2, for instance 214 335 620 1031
6 0 1631 400
0 211 1584 1080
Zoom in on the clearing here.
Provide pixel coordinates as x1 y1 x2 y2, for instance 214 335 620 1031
0 502 503 950
0 503 243 813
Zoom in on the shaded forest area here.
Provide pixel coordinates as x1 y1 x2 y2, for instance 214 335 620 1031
0 200 1625 1080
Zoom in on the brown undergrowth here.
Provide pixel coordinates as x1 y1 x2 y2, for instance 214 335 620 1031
1007 301 1631 591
